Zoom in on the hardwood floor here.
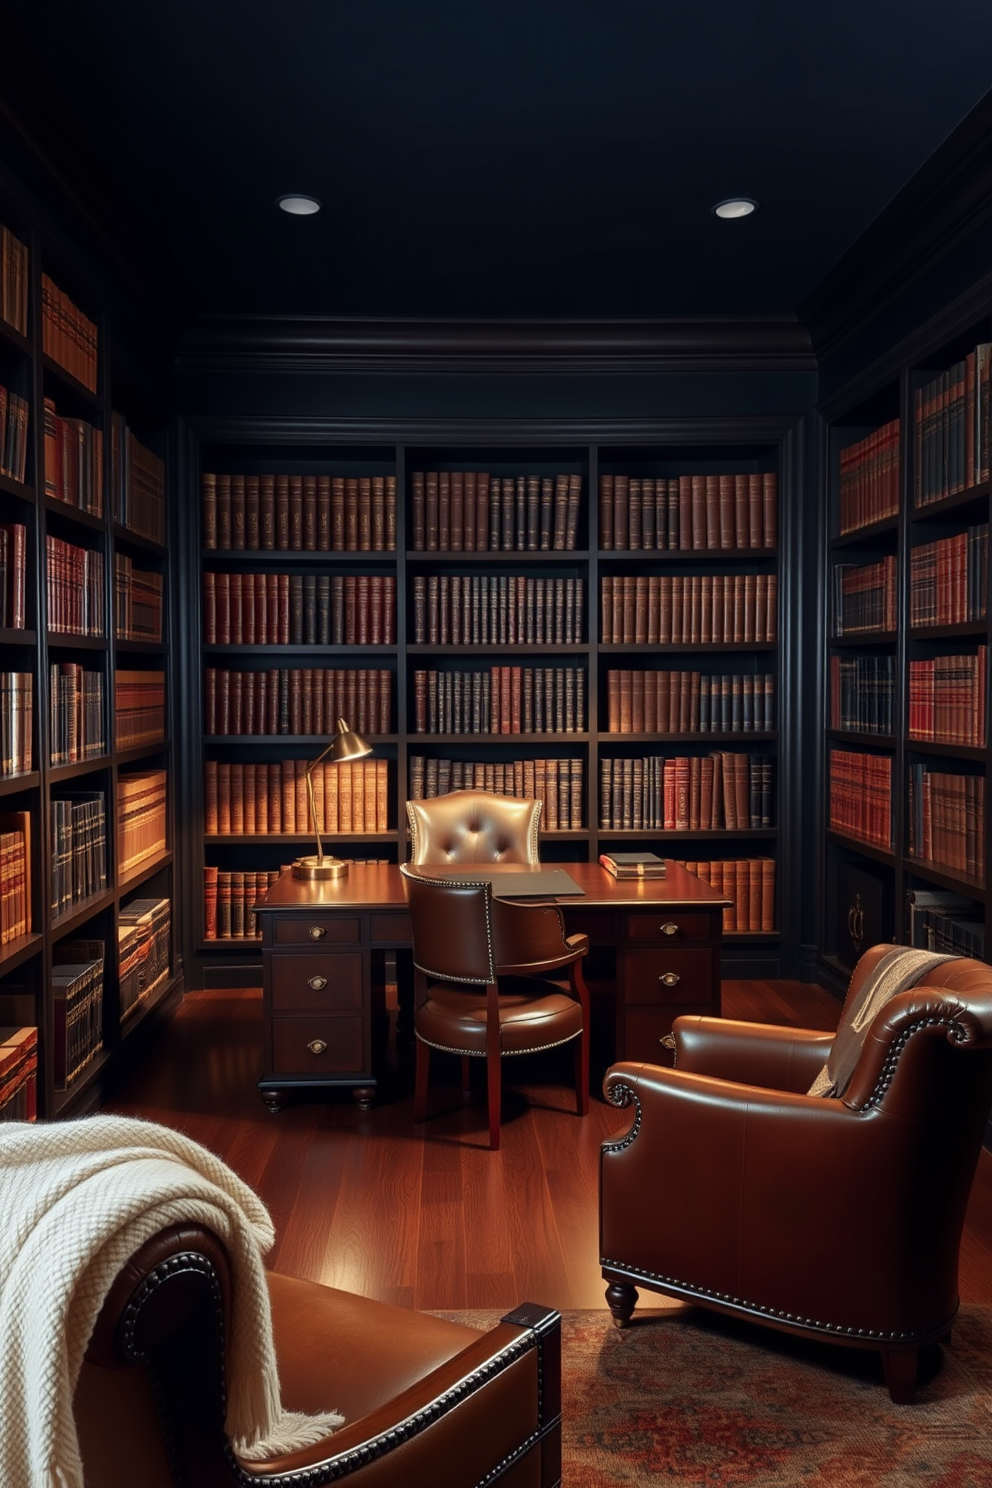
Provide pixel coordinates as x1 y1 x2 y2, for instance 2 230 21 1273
104 978 992 1311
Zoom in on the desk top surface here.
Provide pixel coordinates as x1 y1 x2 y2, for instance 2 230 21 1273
258 859 731 913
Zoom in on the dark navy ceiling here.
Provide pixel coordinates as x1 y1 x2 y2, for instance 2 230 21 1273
2 0 991 320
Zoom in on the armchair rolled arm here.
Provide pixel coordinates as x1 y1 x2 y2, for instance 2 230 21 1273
672 1015 834 1091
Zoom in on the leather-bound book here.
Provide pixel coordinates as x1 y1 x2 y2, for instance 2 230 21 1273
463 471 476 551
302 475 317 550
717 474 734 549
550 474 567 551
733 474 748 549
345 477 360 551
767 573 778 640
230 475 246 550
612 475 628 552
276 475 290 550
202 473 217 549
748 474 763 547
203 864 218 939
242 574 257 645
369 575 383 646
260 474 276 550
245 476 260 550
634 575 649 646
356 574 370 646
385 474 397 550
317 474 332 550
641 478 655 550
760 857 775 930
526 475 540 550
440 471 453 552
704 476 719 550
331 476 346 550
501 477 515 551
628 479 642 551
371 475 385 551
599 473 614 551
515 475 526 551
215 761 232 835
288 476 303 551
202 572 217 645
475 472 490 551
203 668 217 735
383 575 396 643
216 474 232 549
343 575 357 644
424 471 439 552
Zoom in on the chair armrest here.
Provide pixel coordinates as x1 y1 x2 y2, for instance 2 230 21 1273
672 1015 834 1092
492 897 588 974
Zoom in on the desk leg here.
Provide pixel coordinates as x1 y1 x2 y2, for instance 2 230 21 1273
352 1086 375 1112
395 947 415 1045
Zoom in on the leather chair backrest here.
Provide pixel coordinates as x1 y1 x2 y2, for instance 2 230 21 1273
406 791 541 866
401 869 498 983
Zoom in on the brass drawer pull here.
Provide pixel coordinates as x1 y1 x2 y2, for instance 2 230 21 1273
308 1039 328 1055
659 972 680 988
307 975 328 991
661 922 679 936
309 925 327 940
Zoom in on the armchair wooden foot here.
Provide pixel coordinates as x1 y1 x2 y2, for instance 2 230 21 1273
605 1280 638 1328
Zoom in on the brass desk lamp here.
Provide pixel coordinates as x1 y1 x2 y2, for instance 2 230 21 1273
292 717 372 880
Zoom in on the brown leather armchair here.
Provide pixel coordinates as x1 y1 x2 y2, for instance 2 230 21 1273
401 866 590 1149
406 790 542 866
75 1222 562 1487
599 946 992 1402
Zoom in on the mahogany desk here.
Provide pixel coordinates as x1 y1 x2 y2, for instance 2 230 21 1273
255 859 730 1111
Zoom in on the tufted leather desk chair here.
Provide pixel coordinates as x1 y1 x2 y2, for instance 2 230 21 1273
599 945 992 1402
406 791 542 867
75 1223 562 1487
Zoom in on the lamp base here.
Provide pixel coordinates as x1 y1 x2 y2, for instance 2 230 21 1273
292 855 350 881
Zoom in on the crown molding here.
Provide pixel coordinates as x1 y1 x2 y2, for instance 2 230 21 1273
175 314 815 376
800 89 992 360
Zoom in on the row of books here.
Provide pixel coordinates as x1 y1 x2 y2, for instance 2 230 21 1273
41 273 98 393
204 667 392 738
908 526 988 627
0 811 30 943
46 536 104 637
51 792 107 919
204 758 389 835
413 666 585 735
202 472 398 553
51 949 103 1090
411 574 585 647
907 649 987 747
203 867 280 940
412 470 582 553
43 398 103 515
599 753 774 832
907 766 986 881
0 224 28 336
0 523 26 628
606 669 775 736
833 556 897 636
838 419 900 535
828 750 892 850
408 755 584 831
913 342 991 507
115 554 164 643
1 672 32 776
115 671 166 750
0 383 29 483
906 888 985 958
117 770 167 875
599 473 777 551
681 858 776 934
49 663 104 765
119 897 171 1021
111 415 166 547
829 654 894 736
600 573 777 646
0 1026 36 1121
202 572 396 647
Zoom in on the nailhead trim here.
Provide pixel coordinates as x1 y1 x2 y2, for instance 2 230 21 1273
418 1030 581 1058
602 1081 642 1150
599 1257 948 1343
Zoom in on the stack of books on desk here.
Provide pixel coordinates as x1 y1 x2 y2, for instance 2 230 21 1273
599 852 666 880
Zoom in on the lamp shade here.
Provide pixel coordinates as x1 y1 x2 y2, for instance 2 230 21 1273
292 717 374 879
327 717 373 764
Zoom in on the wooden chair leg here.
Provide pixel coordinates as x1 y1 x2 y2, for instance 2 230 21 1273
574 1028 589 1116
413 1037 430 1122
486 1047 501 1150
605 1280 638 1328
881 1347 918 1404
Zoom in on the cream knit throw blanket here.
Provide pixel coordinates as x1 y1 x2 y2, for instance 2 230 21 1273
808 946 956 1098
0 1114 343 1488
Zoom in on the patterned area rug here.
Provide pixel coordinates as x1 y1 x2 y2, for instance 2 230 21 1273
439 1304 992 1486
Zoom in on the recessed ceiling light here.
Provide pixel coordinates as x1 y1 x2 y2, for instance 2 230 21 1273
277 194 321 216
712 198 758 219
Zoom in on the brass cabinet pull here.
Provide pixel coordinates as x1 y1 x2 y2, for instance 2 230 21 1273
661 922 679 936
309 925 326 940
307 975 328 991
307 1039 328 1055
659 972 680 988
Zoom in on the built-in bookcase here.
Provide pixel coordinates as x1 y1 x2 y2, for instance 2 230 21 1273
180 417 801 988
0 212 180 1119
821 312 991 980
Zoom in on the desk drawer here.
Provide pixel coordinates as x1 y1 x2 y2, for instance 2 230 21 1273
625 912 713 944
273 916 360 945
623 948 714 1005
370 911 412 943
271 1015 365 1076
269 952 363 1012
